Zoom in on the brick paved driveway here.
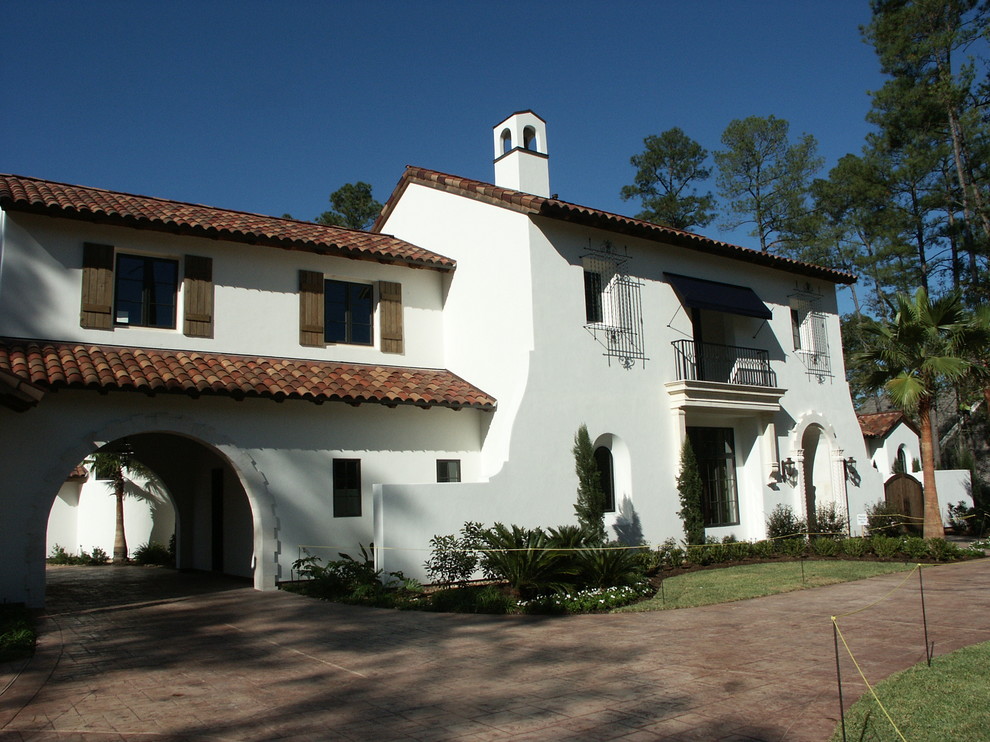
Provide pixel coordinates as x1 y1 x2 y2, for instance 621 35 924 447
1 560 988 741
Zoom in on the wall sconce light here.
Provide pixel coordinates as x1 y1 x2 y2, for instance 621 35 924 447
781 457 796 478
843 456 857 481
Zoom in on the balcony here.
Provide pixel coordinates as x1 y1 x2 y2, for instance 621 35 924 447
666 340 785 413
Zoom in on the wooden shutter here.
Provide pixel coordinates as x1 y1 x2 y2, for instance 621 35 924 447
80 243 114 330
299 270 325 347
183 255 214 337
378 280 403 354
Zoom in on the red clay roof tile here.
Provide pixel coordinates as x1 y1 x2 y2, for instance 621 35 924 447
857 411 919 438
0 173 454 272
0 338 495 411
374 167 856 285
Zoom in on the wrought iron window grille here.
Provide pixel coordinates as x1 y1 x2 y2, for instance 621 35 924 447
581 241 648 369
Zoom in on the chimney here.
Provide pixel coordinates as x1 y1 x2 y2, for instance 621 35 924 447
492 111 549 197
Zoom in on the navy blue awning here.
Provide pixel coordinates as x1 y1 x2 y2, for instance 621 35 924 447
665 273 772 320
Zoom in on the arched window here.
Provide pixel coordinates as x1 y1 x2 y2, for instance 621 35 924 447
501 128 512 153
594 446 615 513
523 126 537 150
895 445 908 474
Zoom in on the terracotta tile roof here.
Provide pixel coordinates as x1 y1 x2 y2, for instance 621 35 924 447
0 173 454 272
374 167 856 285
857 411 919 438
0 338 496 411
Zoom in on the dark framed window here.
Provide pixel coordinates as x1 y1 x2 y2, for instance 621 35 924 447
584 270 604 323
332 459 361 517
790 308 803 350
114 254 178 328
593 446 615 513
325 279 374 345
687 427 739 527
437 459 461 483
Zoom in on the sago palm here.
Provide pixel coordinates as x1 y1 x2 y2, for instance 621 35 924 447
855 288 987 538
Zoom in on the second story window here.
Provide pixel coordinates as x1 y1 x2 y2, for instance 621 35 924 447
325 279 374 345
437 459 461 483
114 254 178 328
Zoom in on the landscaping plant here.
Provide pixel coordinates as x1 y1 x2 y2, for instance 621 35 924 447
766 504 806 540
572 425 607 544
676 438 705 545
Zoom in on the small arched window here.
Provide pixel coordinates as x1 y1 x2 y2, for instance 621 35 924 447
501 128 512 154
594 446 615 513
895 445 908 474
523 126 537 150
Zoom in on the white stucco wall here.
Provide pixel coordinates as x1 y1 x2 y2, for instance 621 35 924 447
46 470 175 559
0 212 447 368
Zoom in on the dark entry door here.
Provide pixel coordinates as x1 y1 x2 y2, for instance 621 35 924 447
687 427 740 527
211 468 224 572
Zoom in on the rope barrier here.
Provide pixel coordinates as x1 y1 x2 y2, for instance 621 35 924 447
831 617 909 742
833 563 923 620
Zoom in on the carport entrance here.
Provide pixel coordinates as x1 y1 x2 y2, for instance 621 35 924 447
46 432 255 588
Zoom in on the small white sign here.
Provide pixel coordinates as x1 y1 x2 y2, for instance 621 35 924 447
856 513 869 527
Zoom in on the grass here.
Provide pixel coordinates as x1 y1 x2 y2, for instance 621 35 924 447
616 560 914 612
0 605 36 661
831 641 990 741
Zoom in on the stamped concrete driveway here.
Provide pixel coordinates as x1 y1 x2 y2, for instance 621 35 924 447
1 560 989 742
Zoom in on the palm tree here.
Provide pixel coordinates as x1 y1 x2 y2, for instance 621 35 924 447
855 288 988 538
88 446 154 563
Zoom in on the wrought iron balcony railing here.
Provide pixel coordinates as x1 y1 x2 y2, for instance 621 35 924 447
671 339 778 388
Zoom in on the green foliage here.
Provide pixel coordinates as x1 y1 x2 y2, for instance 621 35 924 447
0 605 35 659
132 541 172 566
314 182 382 230
676 438 705 545
518 582 654 614
714 114 822 253
871 534 901 559
47 544 109 566
478 523 578 598
620 128 715 230
574 546 645 589
657 537 686 569
810 537 841 557
902 536 929 560
423 521 483 585
842 537 870 557
751 540 776 559
766 504 807 540
572 425 606 545
778 537 808 557
867 499 905 536
430 584 513 614
814 502 849 538
87 547 109 565
926 537 961 562
288 547 417 606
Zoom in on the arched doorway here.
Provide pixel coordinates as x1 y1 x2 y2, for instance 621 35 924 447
884 473 923 534
45 432 257 596
801 424 836 531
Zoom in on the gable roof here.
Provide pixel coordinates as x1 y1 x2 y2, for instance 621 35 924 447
857 411 920 439
374 167 856 284
0 173 454 272
0 338 495 411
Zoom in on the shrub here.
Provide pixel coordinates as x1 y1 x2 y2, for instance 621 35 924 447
752 540 775 559
479 523 577 598
867 500 904 537
814 502 848 539
778 537 808 557
810 537 840 557
519 582 654 614
657 538 686 569
676 438 705 545
132 541 171 566
902 536 928 560
47 544 74 565
871 535 900 559
842 537 869 557
424 521 483 585
926 538 961 562
574 545 644 589
725 539 753 561
0 605 35 659
766 504 806 541
430 585 513 614
573 425 606 545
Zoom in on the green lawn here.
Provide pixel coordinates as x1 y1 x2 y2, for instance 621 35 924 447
831 641 990 741
616 560 914 612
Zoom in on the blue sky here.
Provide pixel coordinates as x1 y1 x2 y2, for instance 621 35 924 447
4 1 883 272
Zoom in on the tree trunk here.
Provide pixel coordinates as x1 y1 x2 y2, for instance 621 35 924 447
918 398 945 539
113 467 128 562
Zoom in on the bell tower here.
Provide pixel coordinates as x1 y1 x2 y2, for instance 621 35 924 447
493 110 549 197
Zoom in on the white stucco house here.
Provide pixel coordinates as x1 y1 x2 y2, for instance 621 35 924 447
0 111 881 606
